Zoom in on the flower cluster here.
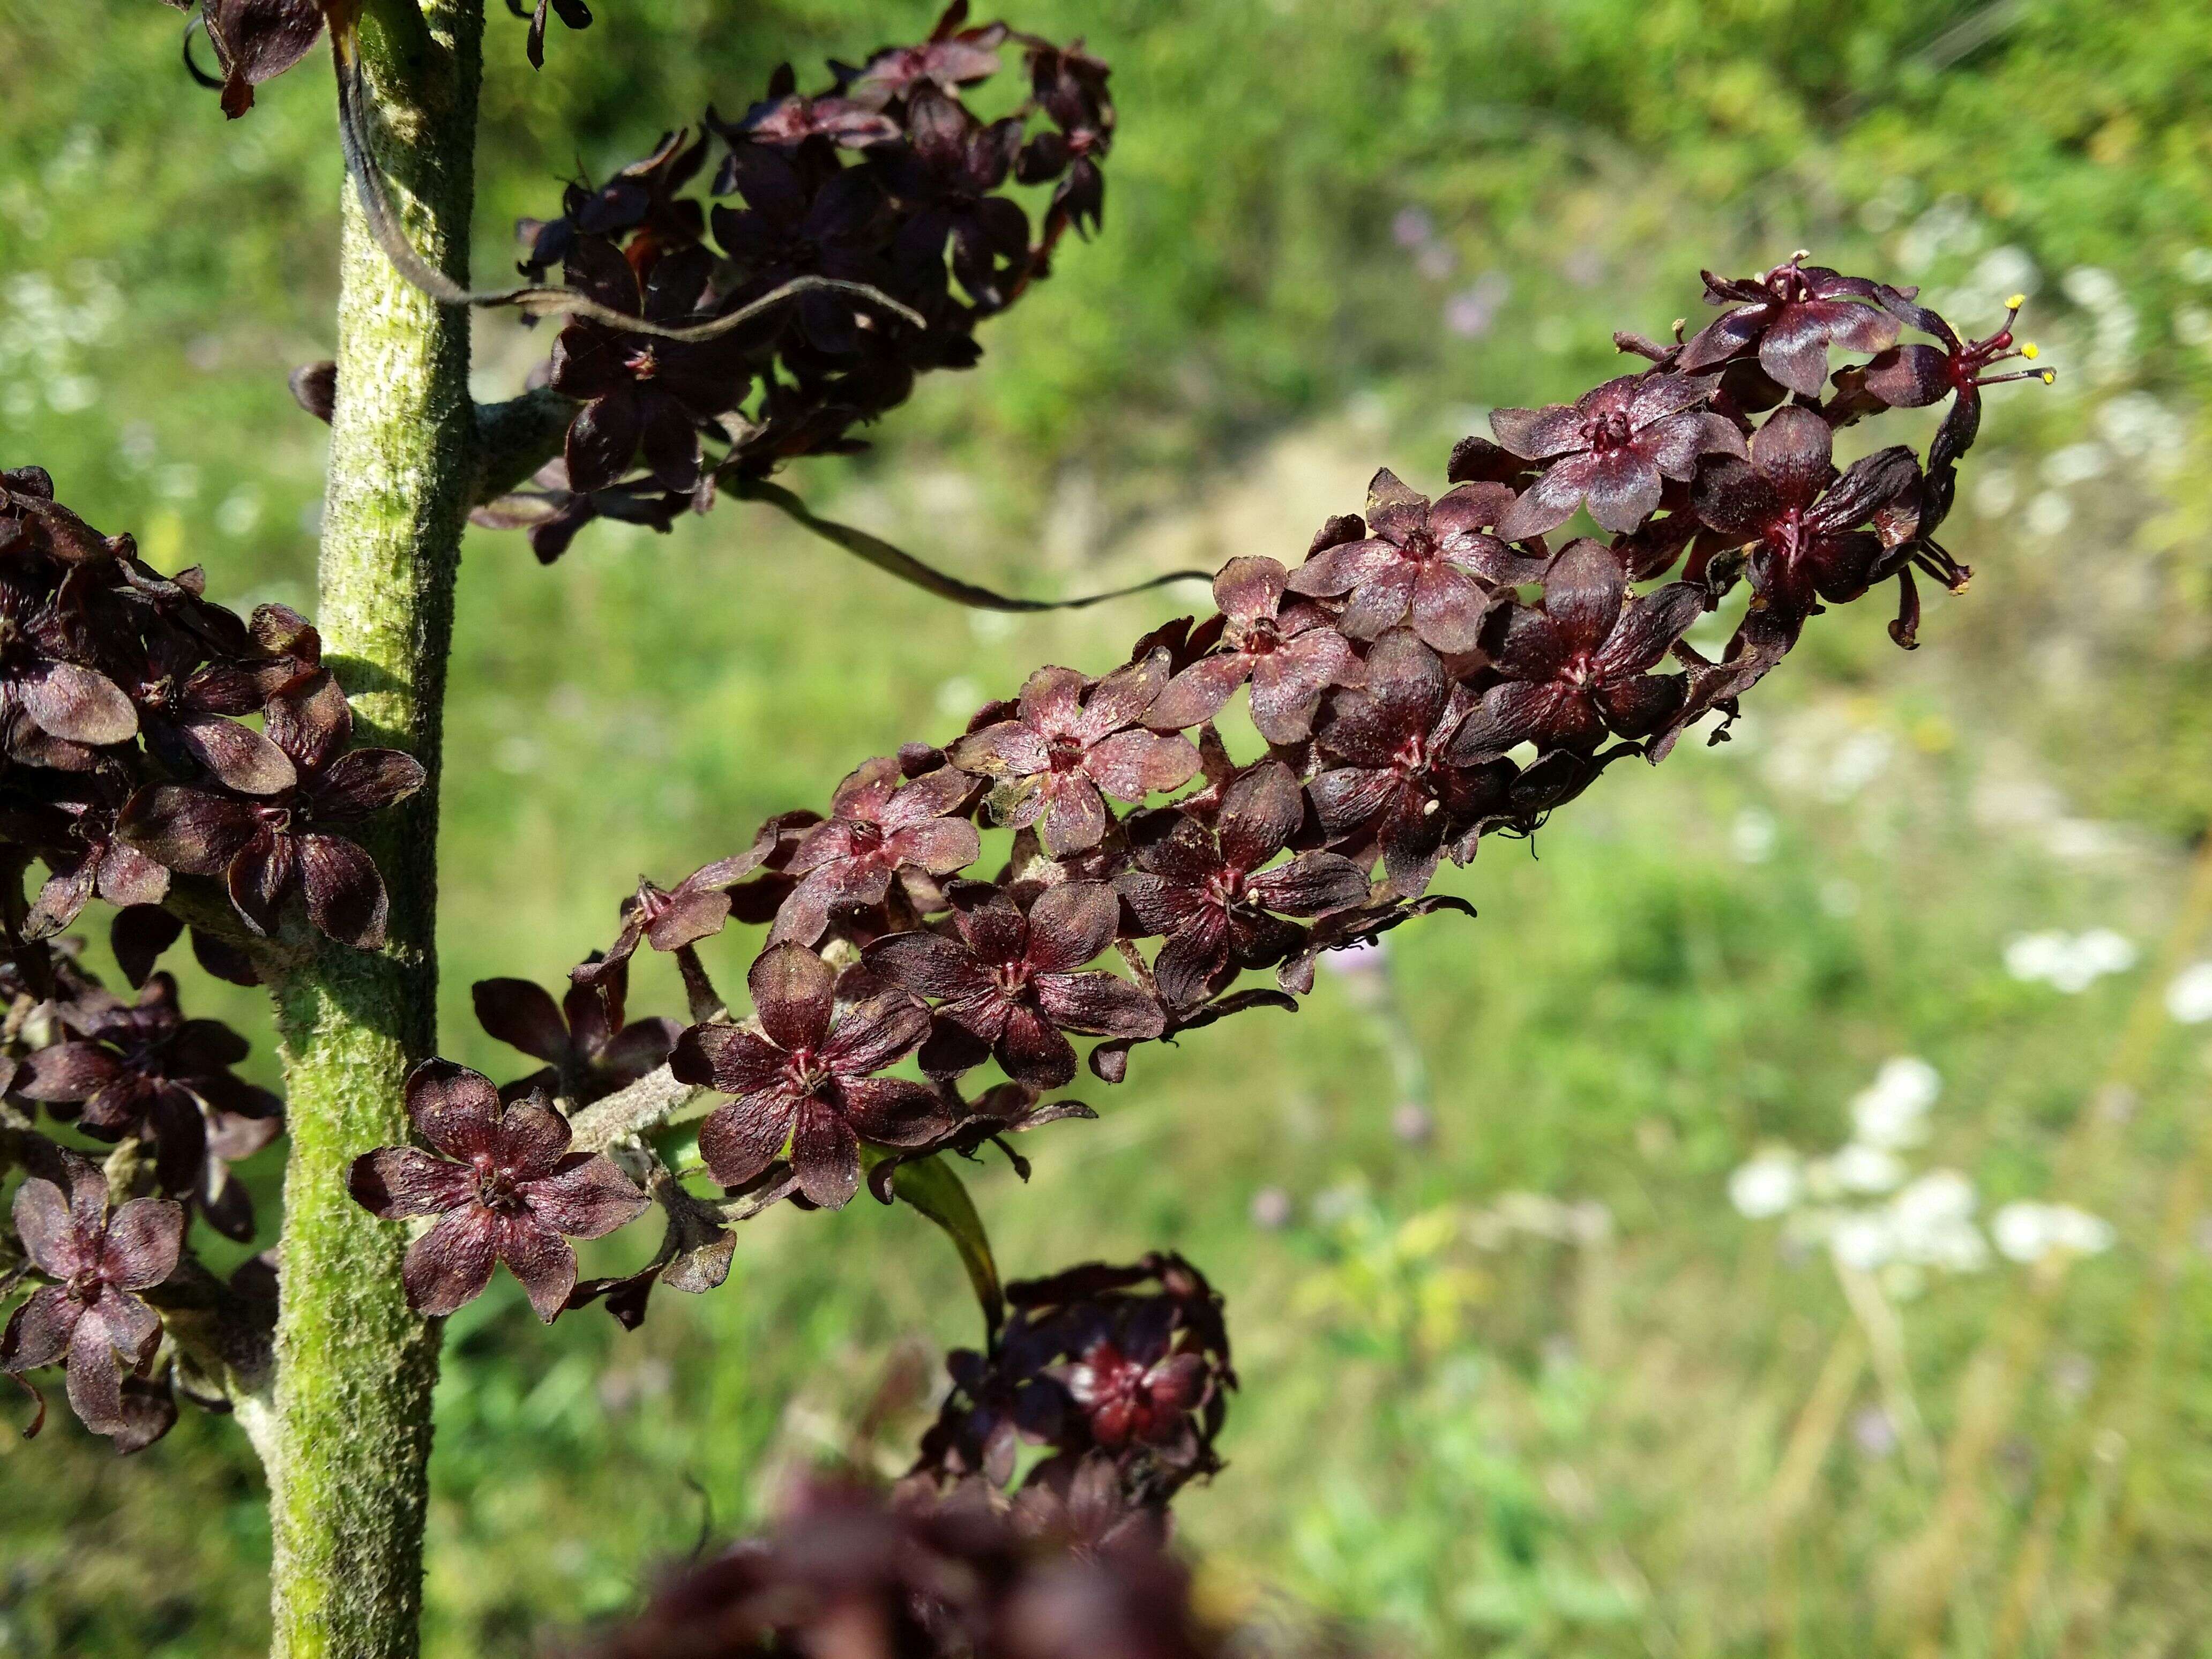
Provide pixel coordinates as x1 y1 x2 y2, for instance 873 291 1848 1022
909 1253 1235 1520
0 468 423 959
0 467 409 1448
352 253 2031 1331
586 1477 1222 1659
0 939 283 1447
481 4 1117 561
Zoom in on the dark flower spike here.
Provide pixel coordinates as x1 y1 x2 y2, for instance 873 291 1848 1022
1117 761 1370 1010
1451 541 1702 757
348 1061 649 1322
118 669 424 949
1490 371 1743 540
953 655 1199 856
1286 469 1532 653
670 943 948 1209
864 881 1163 1088
771 758 981 945
1678 252 1901 395
1148 556 1360 743
1 1154 184 1440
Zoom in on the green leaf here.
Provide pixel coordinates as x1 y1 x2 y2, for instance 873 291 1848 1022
875 1152 1004 1337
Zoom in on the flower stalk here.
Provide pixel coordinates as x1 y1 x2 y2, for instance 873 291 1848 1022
261 3 481 1655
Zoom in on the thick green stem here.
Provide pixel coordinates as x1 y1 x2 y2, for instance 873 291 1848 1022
264 7 482 1657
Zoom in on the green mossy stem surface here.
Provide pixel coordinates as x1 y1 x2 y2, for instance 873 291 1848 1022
264 5 481 1656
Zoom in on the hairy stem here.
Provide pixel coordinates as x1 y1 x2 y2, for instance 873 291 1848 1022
264 6 482 1657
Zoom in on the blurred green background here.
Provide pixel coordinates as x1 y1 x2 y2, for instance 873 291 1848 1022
5 1 2212 1654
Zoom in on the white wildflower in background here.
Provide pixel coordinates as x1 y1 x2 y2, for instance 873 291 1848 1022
2165 962 2212 1025
1827 1143 1907 1195
1992 1202 2117 1264
1888 1170 1988 1272
1851 1058 1940 1148
1830 1210 1893 1271
1729 807 1777 864
2005 928 2137 992
1729 1152 1801 1219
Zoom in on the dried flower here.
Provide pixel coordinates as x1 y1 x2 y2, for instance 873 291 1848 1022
864 881 1162 1087
1 1155 183 1438
670 943 948 1208
348 1061 649 1321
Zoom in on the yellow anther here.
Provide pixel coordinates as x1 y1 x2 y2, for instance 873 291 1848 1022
2020 341 2039 358
2039 369 2056 383
2005 293 2027 310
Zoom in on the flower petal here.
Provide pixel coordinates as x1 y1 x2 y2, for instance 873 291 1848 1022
519 1154 649 1239
97 1198 183 1291
405 1058 504 1160
347 1147 475 1220
490 1212 578 1324
698 1092 795 1187
471 978 570 1065
300 833 390 950
748 941 835 1051
402 1208 498 1317
790 1100 862 1210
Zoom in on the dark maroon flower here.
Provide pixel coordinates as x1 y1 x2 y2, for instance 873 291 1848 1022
711 149 895 357
517 129 709 282
1678 255 1901 395
1691 406 1924 627
722 60 903 150
347 1061 650 1322
914 1252 1234 1506
104 614 294 794
1149 559 1357 744
1307 630 1504 896
1116 763 1370 1010
1490 372 1743 540
670 943 949 1209
118 669 424 949
0 573 139 759
191 0 326 119
7 772 171 939
550 241 749 493
1 1156 183 1437
472 965 681 1107
840 3 1008 106
1450 541 1701 756
16 972 280 1206
952 655 1198 857
1287 469 1535 652
771 758 980 944
1016 39 1116 240
1863 286 2052 474
879 87 1032 309
863 881 1162 1088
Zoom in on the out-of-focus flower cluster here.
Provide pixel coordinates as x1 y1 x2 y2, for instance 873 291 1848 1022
355 252 2037 1333
1729 1056 2114 1300
583 1476 1224 1659
479 3 1118 562
908 1253 1234 1526
0 467 423 1448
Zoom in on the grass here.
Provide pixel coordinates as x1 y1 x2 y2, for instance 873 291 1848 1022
4 3 2212 1656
